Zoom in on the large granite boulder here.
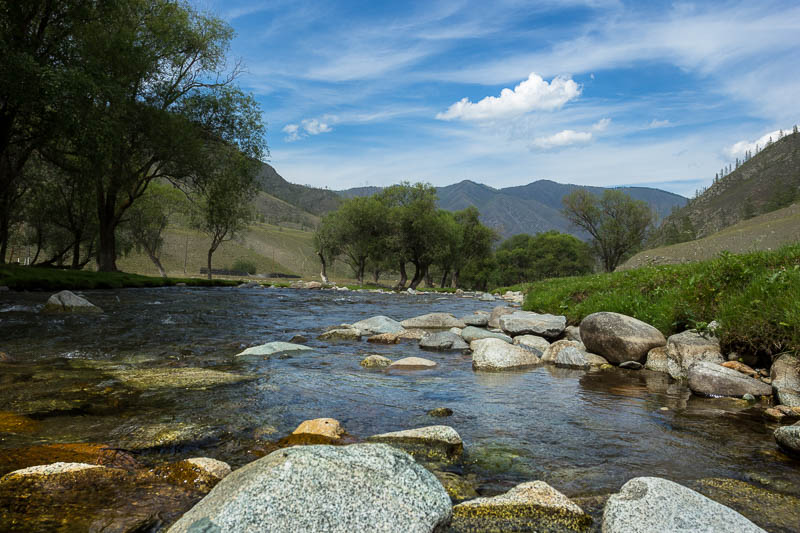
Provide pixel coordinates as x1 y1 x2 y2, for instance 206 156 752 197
167 444 452 533
687 362 772 398
351 316 404 336
42 290 102 313
461 326 512 344
401 313 466 329
500 312 566 339
367 425 463 463
665 330 724 380
419 331 469 351
452 481 590 532
580 312 665 364
471 338 540 371
603 477 765 533
771 354 800 407
774 424 800 455
487 306 514 329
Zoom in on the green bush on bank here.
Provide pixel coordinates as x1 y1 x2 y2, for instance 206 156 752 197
0 265 238 291
521 244 800 359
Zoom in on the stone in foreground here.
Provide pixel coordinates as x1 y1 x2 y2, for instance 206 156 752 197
42 290 103 313
665 330 724 380
774 424 800 455
471 338 540 371
461 326 512 344
499 311 566 339
351 315 404 336
452 481 590 533
367 425 463 463
167 444 452 533
388 357 437 370
401 312 466 329
580 312 666 364
687 362 773 398
236 342 312 357
602 477 765 533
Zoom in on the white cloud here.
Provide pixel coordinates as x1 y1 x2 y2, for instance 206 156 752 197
531 129 593 150
725 127 794 159
648 119 671 128
592 118 611 131
282 118 333 142
436 73 581 121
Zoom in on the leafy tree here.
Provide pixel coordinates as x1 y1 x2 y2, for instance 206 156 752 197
320 196 386 284
562 189 654 272
435 207 497 288
313 215 341 284
493 231 593 286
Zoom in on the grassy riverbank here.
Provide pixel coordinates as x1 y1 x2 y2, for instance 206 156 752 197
519 244 800 359
0 265 239 291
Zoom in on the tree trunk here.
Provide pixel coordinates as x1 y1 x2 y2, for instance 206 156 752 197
207 247 214 280
424 268 434 288
373 268 380 284
356 261 365 285
0 213 8 264
409 262 426 290
318 252 329 284
394 260 408 291
147 249 167 278
96 211 119 272
71 236 81 270
440 269 449 288
450 269 460 289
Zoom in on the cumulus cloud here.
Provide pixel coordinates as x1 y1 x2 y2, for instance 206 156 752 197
648 119 671 128
436 73 581 121
531 129 593 150
592 118 611 131
725 127 793 158
282 118 333 141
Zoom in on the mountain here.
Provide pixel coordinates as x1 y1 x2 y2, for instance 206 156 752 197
652 129 800 244
256 162 341 216
338 179 687 239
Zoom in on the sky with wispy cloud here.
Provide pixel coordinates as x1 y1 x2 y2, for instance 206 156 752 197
194 0 800 196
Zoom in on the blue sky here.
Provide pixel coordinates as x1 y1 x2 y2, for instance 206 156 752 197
194 0 800 197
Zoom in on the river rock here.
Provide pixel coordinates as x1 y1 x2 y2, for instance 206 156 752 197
564 325 582 343
367 332 400 344
603 477 766 533
367 425 463 463
721 360 758 376
644 346 670 374
420 331 469 351
770 353 800 407
351 315 404 336
554 346 590 370
665 330 724 380
619 361 643 370
304 281 323 289
185 458 232 480
471 338 540 371
461 326 512 344
688 362 773 398
113 422 223 451
427 407 453 417
361 355 393 368
433 471 478 502
237 342 313 357
513 335 551 356
42 290 103 313
774 424 800 455
487 306 514 329
479 292 495 301
154 458 232 492
167 444 451 533
397 329 427 341
0 443 139 477
452 481 590 532
580 312 666 364
388 357 437 370
401 313 466 329
542 340 583 363
500 311 566 339
319 327 362 341
107 367 253 391
586 353 610 366
292 418 345 441
462 312 490 327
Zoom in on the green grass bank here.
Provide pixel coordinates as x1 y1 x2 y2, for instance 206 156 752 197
0 265 239 291
519 244 800 360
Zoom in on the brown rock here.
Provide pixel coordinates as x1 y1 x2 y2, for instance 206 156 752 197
367 332 400 344
396 329 427 341
0 352 12 363
764 408 785 421
292 418 345 440
722 361 758 377
580 312 666 364
776 405 800 418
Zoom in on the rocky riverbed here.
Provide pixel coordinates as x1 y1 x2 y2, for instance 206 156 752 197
0 285 799 531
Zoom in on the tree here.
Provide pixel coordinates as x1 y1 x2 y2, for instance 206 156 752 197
123 182 188 277
562 189 654 272
319 196 385 284
313 216 340 284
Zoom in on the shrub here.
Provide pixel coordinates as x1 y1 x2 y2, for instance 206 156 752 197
232 258 257 275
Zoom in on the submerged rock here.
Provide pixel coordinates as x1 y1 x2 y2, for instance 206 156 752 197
42 290 102 313
107 367 253 391
351 315 404 336
319 327 362 341
167 443 452 533
420 331 469 351
388 357 437 370
154 458 231 492
665 330 723 380
367 425 463 463
0 411 39 434
451 481 590 533
602 477 765 533
693 478 800 533
433 471 478 503
499 311 566 339
367 332 400 344
236 342 313 357
401 312 466 329
580 312 665 364
427 407 453 417
112 422 223 451
687 362 772 398
361 355 393 368
461 326 512 344
0 443 138 477
770 353 800 407
471 338 540 371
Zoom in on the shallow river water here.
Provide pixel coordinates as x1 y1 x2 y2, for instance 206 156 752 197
1 287 799 531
